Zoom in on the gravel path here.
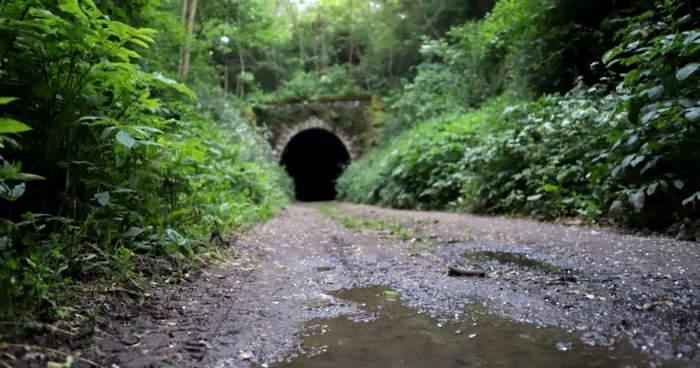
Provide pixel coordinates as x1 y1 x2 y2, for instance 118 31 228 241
7 202 698 367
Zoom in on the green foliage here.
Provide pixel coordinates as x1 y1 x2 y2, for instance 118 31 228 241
600 1 700 225
340 0 700 232
277 65 362 99
0 0 291 320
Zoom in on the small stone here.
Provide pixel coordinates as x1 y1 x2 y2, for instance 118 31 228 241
556 341 572 351
24 352 45 360
315 293 336 305
454 330 462 335
240 351 254 360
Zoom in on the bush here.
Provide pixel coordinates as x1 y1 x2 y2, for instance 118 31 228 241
0 1 291 320
341 0 699 232
276 65 362 99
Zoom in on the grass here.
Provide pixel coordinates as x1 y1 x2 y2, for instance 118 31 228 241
312 203 423 243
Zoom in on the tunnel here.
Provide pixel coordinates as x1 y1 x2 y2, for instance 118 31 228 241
280 128 351 202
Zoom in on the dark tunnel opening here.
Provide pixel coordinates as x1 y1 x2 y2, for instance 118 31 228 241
280 128 351 202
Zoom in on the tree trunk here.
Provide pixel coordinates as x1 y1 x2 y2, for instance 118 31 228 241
414 0 439 39
272 46 280 93
238 52 245 97
321 31 328 69
223 63 229 97
177 0 189 76
347 0 355 71
181 0 198 79
387 48 394 78
237 1 245 98
287 1 305 64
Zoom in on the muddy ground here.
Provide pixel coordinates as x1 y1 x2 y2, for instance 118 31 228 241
3 202 699 367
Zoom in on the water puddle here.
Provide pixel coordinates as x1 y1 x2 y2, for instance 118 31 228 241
270 286 650 367
460 250 567 274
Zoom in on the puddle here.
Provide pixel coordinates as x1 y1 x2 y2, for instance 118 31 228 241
270 286 651 367
460 250 566 274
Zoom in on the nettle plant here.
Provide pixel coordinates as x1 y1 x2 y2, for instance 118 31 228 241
602 0 700 227
0 0 198 317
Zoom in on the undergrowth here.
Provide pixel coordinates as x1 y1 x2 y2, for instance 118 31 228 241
338 0 700 232
0 1 292 321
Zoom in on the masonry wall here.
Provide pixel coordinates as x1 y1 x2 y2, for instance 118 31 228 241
254 98 378 162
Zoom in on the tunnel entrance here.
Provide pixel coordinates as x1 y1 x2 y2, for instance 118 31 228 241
280 128 351 202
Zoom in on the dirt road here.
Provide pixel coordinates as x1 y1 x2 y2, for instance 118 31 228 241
8 203 700 367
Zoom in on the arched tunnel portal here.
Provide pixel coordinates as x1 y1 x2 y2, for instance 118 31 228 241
280 128 351 201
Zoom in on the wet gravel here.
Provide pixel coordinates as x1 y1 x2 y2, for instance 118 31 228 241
6 202 698 367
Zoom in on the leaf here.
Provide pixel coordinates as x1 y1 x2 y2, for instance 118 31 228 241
676 63 699 81
94 191 110 206
629 190 646 212
646 182 659 196
640 85 664 100
641 110 657 124
602 47 623 65
166 228 187 246
115 130 136 149
11 173 46 181
686 108 700 122
82 0 98 10
621 154 635 168
0 97 19 105
543 184 558 192
673 180 685 190
384 290 398 298
526 194 543 201
124 227 144 237
10 183 25 199
167 208 192 223
151 72 197 99
58 0 87 20
0 118 32 134
630 155 645 167
611 165 622 178
682 192 700 206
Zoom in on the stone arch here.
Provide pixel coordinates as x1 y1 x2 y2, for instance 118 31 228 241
272 116 356 162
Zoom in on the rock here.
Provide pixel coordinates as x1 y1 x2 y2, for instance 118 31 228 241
556 341 572 351
315 293 337 306
119 335 139 345
240 351 254 360
24 352 45 361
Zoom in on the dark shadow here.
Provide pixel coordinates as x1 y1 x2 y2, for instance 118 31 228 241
280 128 351 202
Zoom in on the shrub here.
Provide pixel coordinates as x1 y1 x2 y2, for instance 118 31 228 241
0 0 291 320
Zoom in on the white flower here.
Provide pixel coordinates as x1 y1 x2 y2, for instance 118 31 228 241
220 35 230 45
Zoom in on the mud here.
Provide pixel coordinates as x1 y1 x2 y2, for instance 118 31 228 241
3 202 699 367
